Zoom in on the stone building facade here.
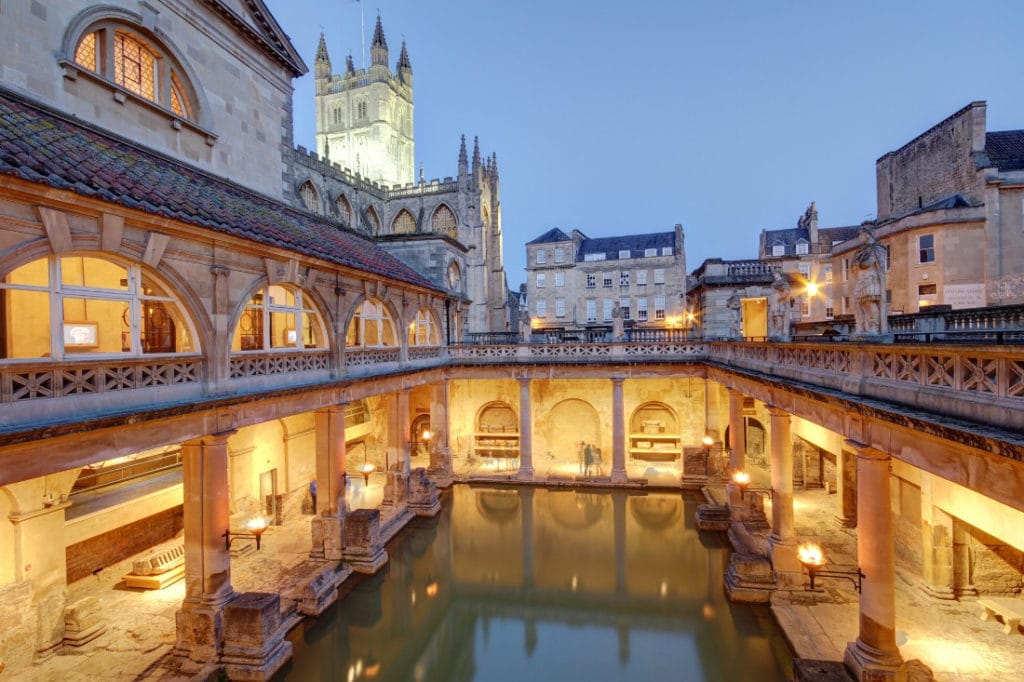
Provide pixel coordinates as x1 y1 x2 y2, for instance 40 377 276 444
524 225 687 331
831 101 1024 316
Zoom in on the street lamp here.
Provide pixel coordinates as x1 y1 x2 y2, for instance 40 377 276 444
730 470 773 500
797 541 863 592
359 462 375 487
224 516 269 550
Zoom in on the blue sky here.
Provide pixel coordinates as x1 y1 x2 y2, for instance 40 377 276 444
265 0 1024 288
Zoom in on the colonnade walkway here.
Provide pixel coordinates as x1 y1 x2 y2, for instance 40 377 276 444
6 479 1022 681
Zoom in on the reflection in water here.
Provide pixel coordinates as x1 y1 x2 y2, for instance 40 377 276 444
281 487 790 682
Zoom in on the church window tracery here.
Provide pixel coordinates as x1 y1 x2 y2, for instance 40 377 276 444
299 181 320 213
431 204 457 238
393 209 416 234
336 194 352 224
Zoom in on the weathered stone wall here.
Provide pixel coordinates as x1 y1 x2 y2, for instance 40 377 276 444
964 523 1024 595
0 580 35 673
891 476 924 577
65 506 182 583
875 102 985 222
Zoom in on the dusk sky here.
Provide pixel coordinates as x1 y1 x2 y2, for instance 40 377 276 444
265 0 1024 288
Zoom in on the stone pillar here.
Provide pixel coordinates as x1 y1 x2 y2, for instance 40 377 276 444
517 377 534 480
610 376 627 484
398 388 411 474
766 406 799 576
427 380 453 487
311 405 347 561
384 389 412 507
176 431 236 664
920 478 955 599
837 446 858 528
727 388 746 510
844 441 906 681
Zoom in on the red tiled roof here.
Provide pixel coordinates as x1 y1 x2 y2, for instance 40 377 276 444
0 90 438 291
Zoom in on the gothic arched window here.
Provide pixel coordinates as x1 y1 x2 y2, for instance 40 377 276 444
346 298 396 348
392 209 416 234
336 194 352 224
73 23 195 120
408 308 440 346
299 181 320 213
431 204 457 238
365 205 381 233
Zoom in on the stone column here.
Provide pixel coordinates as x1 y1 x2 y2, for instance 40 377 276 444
766 406 799 576
920 478 955 600
311 405 347 561
398 388 411 474
427 380 453 486
844 441 906 680
727 388 746 510
383 389 411 507
517 377 534 480
610 376 627 484
836 445 858 528
176 431 236 663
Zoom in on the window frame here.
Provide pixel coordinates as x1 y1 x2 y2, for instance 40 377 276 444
918 234 935 264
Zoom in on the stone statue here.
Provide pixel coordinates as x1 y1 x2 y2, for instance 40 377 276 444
769 272 791 339
612 304 624 341
726 292 742 339
853 227 888 336
518 309 531 342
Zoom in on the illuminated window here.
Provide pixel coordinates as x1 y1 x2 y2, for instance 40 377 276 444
393 209 416 234
73 24 195 121
431 204 457 237
232 284 326 352
637 297 648 321
346 298 396 348
824 264 833 283
1 255 197 359
409 308 439 346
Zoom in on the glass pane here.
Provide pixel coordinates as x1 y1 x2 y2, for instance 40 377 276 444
269 311 295 348
301 312 324 348
62 297 128 353
3 289 50 358
115 32 156 101
60 257 128 291
382 318 395 346
346 315 360 347
74 32 98 72
140 273 170 298
267 285 294 307
364 318 380 347
4 258 49 287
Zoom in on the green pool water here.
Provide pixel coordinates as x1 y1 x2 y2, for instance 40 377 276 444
280 486 791 681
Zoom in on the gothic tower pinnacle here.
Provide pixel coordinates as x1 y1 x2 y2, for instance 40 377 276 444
315 32 331 80
397 40 413 86
458 134 468 176
371 15 389 67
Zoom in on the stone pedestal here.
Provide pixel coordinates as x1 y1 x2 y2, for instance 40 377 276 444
724 553 774 603
63 596 106 647
382 470 409 507
282 563 340 617
309 514 344 561
695 503 731 532
408 468 441 517
220 592 293 681
174 602 226 667
342 509 388 574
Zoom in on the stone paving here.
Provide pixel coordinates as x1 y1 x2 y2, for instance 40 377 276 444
6 475 1023 681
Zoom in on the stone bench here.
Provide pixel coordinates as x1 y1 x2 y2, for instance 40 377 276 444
978 597 1024 635
122 544 185 590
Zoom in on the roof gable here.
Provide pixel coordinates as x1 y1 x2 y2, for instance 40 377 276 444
527 227 572 244
204 0 308 77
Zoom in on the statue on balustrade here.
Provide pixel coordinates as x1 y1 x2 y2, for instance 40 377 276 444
853 226 889 338
612 304 624 341
726 292 743 339
769 272 791 340
518 309 531 342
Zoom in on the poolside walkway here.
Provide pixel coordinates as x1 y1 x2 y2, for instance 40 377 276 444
5 475 1023 681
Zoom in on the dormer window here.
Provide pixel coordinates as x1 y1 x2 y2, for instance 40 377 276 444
795 240 809 255
73 25 195 121
771 243 785 257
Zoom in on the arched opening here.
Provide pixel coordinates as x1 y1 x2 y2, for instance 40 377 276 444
365 205 381 233
298 181 320 214
431 204 457 238
408 308 440 346
547 399 601 476
446 261 462 293
345 298 396 348
392 209 416 234
231 284 327 352
628 402 680 462
473 402 519 467
335 194 352 225
0 254 198 358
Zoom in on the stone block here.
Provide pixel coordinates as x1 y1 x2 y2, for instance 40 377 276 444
0 581 35 674
343 508 388 574
174 603 224 663
382 470 409 506
408 468 441 517
221 592 292 681
309 515 344 561
63 596 106 647
283 563 340 616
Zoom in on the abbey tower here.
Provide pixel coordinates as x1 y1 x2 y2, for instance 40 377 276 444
314 16 414 188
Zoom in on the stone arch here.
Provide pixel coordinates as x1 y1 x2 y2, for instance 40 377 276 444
408 307 441 347
61 6 211 127
364 205 381 234
229 279 330 353
392 208 416 234
547 398 601 470
343 295 399 348
297 179 321 214
475 401 517 433
629 402 679 434
430 203 458 238
335 193 352 225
